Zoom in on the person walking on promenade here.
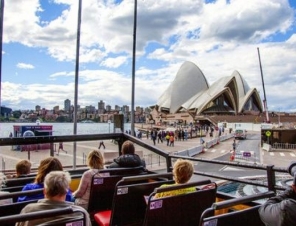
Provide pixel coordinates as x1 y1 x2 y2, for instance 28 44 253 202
157 130 163 143
232 139 236 152
98 141 105 149
170 134 175 147
151 129 157 145
166 132 170 146
57 142 67 155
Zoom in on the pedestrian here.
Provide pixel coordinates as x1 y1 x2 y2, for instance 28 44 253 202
58 142 67 154
232 140 236 152
166 133 170 146
98 141 105 149
157 130 162 143
170 134 175 147
151 129 157 145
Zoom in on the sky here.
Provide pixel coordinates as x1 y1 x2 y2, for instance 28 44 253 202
1 0 296 112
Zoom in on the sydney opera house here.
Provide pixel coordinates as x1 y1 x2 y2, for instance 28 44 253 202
150 61 263 125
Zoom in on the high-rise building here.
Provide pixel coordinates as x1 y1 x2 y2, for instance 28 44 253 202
86 105 96 114
115 105 121 111
53 106 59 114
136 106 143 114
35 105 41 111
122 105 129 113
98 100 105 114
64 99 71 113
106 105 111 112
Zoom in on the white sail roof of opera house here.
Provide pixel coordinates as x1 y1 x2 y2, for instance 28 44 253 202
156 61 209 113
153 61 262 115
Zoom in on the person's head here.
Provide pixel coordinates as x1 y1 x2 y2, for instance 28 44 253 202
16 159 31 177
43 171 71 200
121 141 135 155
87 150 104 169
35 157 63 184
173 159 194 184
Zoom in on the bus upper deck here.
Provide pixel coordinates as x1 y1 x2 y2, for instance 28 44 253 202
0 132 292 225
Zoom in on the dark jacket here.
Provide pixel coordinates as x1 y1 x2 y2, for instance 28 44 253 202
108 154 146 168
259 187 296 226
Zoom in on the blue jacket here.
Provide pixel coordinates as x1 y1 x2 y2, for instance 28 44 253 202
17 183 73 202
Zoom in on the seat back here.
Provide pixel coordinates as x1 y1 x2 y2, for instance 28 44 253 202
201 205 263 226
0 188 44 222
87 167 148 215
4 176 35 188
199 191 275 226
110 173 174 226
143 180 216 226
0 206 85 226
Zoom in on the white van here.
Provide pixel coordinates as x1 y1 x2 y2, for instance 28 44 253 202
234 129 247 140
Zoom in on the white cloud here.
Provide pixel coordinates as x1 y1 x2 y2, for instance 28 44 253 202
1 0 296 112
16 63 35 69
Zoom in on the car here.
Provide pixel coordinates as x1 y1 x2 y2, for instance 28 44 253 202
234 129 247 140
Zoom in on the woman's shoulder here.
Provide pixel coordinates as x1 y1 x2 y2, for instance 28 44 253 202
23 183 43 190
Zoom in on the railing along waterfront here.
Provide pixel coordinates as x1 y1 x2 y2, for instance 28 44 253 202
0 133 291 194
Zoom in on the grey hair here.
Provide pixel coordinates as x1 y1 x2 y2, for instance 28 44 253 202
0 173 6 190
44 171 71 197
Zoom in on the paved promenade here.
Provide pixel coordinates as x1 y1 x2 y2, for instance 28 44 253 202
0 129 230 172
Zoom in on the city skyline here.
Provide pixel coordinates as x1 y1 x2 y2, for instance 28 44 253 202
1 0 296 112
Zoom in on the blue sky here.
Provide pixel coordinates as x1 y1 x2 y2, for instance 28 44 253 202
1 0 296 112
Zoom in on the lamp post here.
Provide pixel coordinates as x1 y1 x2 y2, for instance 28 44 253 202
130 0 137 137
108 120 111 133
278 108 281 126
73 0 82 169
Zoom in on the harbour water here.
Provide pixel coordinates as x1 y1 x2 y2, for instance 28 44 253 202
0 122 131 138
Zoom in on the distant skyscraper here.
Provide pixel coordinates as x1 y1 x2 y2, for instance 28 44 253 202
86 105 96 114
122 105 129 113
35 105 41 111
64 99 71 113
53 106 59 114
115 105 121 111
106 105 111 112
98 100 105 114
136 106 143 114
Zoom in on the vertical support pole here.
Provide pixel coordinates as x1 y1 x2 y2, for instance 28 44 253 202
266 164 276 192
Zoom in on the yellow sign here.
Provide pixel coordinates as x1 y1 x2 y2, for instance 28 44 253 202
265 131 271 137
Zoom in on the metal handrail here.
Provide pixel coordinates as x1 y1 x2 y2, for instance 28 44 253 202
0 132 292 193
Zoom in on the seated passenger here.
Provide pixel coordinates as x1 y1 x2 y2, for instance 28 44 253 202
154 159 195 198
16 171 91 226
73 150 104 209
108 140 146 169
259 183 296 226
0 173 12 205
15 159 32 178
17 157 72 202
